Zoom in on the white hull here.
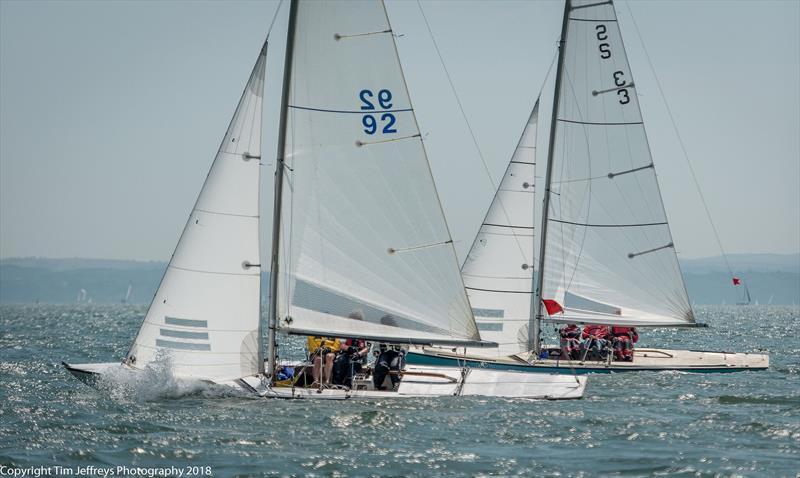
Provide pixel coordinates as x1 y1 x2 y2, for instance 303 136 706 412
63 362 586 400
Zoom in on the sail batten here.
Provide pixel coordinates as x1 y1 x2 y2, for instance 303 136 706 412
539 0 694 328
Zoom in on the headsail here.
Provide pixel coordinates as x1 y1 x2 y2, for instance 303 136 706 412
276 0 483 346
539 0 694 327
126 42 267 380
461 100 539 356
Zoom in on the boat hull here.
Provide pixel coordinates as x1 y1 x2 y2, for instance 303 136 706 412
63 362 586 400
406 347 769 374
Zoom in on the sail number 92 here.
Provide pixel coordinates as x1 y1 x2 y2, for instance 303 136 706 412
595 25 630 105
360 89 397 135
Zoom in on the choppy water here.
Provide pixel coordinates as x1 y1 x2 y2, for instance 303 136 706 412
1 305 798 477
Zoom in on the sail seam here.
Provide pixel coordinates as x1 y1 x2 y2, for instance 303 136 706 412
288 105 413 114
169 264 260 276
549 218 668 228
482 223 534 229
194 208 259 219
465 286 532 294
571 0 612 10
477 231 533 237
557 118 643 126
569 17 617 22
463 272 532 280
510 161 535 165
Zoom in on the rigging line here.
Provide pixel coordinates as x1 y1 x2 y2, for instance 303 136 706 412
265 0 284 40
622 0 735 279
416 1 553 267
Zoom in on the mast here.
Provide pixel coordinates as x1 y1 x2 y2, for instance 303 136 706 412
266 0 298 381
531 0 571 355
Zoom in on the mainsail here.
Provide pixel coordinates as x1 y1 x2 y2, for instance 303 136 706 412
126 43 267 380
538 0 694 327
461 100 540 356
276 0 482 346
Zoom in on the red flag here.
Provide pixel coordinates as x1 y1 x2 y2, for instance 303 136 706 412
732 277 741 286
542 299 564 316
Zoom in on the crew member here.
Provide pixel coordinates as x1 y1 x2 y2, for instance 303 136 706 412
307 336 341 385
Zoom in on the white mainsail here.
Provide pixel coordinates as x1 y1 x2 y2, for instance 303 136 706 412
276 0 482 346
539 0 693 327
126 42 267 380
461 100 540 356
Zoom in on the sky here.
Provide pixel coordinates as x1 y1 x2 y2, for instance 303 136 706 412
1 0 798 262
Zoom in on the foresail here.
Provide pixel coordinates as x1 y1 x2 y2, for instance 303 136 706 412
277 0 481 346
126 43 267 380
540 0 693 327
461 100 539 356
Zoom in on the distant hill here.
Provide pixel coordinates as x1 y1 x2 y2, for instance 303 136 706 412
1 255 798 305
680 253 799 274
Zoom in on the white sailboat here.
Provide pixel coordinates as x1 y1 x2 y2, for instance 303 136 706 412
63 0 587 399
408 0 768 373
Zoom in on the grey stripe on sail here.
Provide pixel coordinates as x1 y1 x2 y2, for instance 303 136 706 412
156 339 211 351
477 322 504 332
160 328 209 340
472 308 505 318
292 279 447 336
165 317 208 328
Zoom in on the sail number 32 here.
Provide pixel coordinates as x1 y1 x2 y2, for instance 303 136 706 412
595 25 630 105
360 89 397 135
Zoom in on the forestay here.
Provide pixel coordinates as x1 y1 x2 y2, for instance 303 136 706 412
461 100 540 356
540 0 694 327
126 43 267 380
277 0 482 345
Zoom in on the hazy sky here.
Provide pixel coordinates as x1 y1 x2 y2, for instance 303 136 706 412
1 0 798 262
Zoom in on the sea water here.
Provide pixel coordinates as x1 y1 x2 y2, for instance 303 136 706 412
0 305 797 477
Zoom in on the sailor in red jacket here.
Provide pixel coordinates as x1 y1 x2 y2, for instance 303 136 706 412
580 324 610 359
611 326 638 361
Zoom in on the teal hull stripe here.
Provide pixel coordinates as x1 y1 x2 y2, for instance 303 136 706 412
405 352 753 375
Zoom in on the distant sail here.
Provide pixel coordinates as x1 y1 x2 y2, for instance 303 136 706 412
126 43 267 381
461 100 539 356
276 1 481 345
540 0 694 327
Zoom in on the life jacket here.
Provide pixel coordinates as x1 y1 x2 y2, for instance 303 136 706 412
307 336 341 354
611 326 638 343
343 338 366 349
582 324 609 340
559 324 580 339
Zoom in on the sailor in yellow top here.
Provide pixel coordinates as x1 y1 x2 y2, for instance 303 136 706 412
307 336 342 385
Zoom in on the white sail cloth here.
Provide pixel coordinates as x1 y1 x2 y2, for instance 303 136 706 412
126 43 266 380
540 0 694 327
277 0 482 345
461 101 539 356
